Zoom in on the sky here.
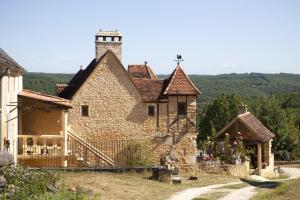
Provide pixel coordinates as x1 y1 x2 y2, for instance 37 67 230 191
0 0 299 75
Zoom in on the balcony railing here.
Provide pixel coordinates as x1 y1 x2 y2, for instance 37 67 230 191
18 135 64 156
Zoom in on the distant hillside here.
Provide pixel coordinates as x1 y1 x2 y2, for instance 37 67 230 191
23 72 73 95
23 72 300 106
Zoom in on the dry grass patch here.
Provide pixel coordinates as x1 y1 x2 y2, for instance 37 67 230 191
58 171 238 200
250 178 300 200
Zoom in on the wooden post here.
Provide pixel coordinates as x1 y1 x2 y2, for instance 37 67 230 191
257 143 262 176
62 111 68 167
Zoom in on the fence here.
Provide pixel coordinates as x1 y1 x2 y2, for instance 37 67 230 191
17 135 135 168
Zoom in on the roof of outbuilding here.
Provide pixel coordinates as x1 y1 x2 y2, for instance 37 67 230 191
19 89 72 108
216 112 275 142
0 48 24 71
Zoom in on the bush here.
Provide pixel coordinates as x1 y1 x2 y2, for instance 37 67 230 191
0 166 95 200
0 151 14 167
124 142 155 167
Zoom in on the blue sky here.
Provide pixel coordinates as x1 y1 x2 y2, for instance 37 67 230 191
0 0 299 74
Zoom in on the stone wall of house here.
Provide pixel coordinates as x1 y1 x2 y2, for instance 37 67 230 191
68 52 198 167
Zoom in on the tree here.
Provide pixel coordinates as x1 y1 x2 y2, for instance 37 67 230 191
197 94 243 146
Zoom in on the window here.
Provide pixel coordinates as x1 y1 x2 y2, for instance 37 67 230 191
81 105 89 117
148 105 155 116
177 102 187 116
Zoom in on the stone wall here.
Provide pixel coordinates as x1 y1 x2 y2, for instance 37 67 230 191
96 42 122 62
68 52 198 167
226 160 250 177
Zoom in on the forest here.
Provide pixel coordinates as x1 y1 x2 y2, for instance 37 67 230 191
23 72 300 160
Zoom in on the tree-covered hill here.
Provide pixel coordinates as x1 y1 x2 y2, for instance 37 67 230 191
24 72 300 106
189 73 300 106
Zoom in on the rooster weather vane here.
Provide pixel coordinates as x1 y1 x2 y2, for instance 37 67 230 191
174 54 183 65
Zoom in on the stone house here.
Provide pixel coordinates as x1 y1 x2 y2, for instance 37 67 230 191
57 30 200 167
215 105 275 177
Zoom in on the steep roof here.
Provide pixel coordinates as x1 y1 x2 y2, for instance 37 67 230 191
216 112 275 142
19 89 72 108
59 50 143 100
164 65 200 95
0 48 24 71
128 65 158 79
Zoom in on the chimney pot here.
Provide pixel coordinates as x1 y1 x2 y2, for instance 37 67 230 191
238 104 248 114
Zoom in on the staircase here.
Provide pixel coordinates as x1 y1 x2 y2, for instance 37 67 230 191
67 130 115 167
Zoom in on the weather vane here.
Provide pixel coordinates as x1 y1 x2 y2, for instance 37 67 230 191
174 54 183 65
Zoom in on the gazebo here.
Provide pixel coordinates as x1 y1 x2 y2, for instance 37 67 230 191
215 105 275 177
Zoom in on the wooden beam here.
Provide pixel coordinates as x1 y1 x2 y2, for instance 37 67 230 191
186 95 188 133
177 95 179 132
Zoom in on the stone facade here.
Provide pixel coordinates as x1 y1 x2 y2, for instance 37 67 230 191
67 51 198 166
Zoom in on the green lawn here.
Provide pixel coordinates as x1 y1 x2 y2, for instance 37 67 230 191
251 178 300 200
58 171 238 200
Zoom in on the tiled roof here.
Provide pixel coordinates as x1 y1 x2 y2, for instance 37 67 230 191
128 65 158 79
59 51 200 102
238 112 275 141
19 89 72 108
164 66 200 95
0 48 24 71
132 78 168 102
216 112 275 142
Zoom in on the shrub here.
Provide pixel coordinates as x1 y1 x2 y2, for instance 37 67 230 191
124 142 155 167
0 166 95 200
0 151 14 167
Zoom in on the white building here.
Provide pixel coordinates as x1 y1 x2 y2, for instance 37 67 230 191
0 48 24 161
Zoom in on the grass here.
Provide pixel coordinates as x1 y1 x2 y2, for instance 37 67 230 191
268 174 289 180
58 171 238 200
250 178 300 200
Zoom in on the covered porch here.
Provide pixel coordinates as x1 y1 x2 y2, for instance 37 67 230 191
17 89 71 167
216 108 275 177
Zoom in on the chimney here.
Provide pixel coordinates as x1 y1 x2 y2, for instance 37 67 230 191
95 29 122 62
238 104 248 115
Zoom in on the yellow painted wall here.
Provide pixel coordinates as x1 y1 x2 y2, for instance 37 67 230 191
19 97 63 135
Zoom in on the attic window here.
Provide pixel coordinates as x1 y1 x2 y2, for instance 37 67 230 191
148 105 155 116
177 102 187 116
81 105 89 117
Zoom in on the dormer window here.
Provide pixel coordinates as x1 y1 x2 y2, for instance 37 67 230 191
177 102 187 116
147 105 155 116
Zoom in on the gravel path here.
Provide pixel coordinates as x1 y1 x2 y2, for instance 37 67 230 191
219 186 256 200
167 167 300 200
166 182 241 200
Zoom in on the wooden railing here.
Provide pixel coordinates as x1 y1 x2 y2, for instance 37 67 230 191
68 130 115 166
18 135 64 156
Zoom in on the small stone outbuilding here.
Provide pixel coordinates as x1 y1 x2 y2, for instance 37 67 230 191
216 105 275 177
